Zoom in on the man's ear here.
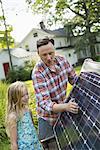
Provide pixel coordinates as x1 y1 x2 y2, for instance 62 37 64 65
37 49 39 54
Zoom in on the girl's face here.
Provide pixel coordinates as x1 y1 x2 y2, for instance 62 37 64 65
21 87 29 105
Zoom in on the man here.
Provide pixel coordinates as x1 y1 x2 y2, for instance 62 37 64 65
32 37 79 149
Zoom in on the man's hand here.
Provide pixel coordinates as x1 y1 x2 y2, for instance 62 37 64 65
52 101 79 114
64 101 79 114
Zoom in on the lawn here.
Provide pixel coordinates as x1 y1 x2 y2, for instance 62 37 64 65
0 66 81 149
67 65 81 96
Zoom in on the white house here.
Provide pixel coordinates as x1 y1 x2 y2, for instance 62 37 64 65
0 48 36 80
0 49 11 80
18 22 100 66
18 22 78 66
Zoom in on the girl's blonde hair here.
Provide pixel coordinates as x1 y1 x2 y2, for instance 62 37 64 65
5 81 28 136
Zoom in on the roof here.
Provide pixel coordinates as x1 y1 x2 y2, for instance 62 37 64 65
43 28 66 37
56 45 74 50
18 28 52 45
11 48 34 58
18 27 66 44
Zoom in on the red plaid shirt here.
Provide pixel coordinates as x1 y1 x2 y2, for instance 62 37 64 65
32 56 77 125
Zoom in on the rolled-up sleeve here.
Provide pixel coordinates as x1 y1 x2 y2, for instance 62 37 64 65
32 71 55 113
68 66 77 85
64 59 78 85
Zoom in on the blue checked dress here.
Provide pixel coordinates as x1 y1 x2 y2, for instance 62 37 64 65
17 111 43 150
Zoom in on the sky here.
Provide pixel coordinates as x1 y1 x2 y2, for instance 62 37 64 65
1 0 75 43
1 0 44 42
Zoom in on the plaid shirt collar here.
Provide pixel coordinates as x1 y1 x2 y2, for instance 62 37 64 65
39 56 61 73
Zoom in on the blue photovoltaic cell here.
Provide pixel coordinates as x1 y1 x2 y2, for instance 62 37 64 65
53 72 100 150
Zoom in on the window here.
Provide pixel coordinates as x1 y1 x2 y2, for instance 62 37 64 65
33 33 38 37
59 41 62 47
25 45 29 51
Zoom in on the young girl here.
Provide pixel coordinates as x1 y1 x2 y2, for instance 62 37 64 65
6 81 43 150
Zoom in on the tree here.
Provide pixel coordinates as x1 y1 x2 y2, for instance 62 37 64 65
0 0 14 49
0 11 15 49
26 0 100 59
0 24 15 49
0 0 14 69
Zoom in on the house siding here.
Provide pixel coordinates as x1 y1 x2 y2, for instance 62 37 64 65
0 51 10 79
0 49 35 80
56 49 77 65
19 29 53 51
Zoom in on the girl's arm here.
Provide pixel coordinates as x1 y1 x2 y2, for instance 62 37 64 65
8 114 18 150
9 125 18 150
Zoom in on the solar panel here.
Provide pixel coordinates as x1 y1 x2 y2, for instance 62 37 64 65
53 59 100 150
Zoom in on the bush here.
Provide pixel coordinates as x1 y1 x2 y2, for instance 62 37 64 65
6 60 36 83
94 55 100 62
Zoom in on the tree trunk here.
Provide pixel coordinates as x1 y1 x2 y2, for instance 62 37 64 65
89 34 96 59
86 26 96 59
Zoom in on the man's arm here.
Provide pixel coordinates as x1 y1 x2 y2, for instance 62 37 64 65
32 63 78 114
32 71 55 113
52 101 79 114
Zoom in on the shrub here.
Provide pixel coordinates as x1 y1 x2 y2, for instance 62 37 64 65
6 60 36 83
94 55 100 62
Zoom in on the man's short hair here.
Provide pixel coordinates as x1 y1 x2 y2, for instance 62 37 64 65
37 37 54 49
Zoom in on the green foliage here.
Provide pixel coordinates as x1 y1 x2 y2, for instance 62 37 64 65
6 60 36 83
6 67 31 83
26 0 99 32
0 81 9 144
26 0 53 14
75 36 89 52
94 55 100 62
74 66 81 75
0 139 10 150
0 12 15 48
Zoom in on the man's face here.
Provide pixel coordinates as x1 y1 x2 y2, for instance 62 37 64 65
38 42 55 67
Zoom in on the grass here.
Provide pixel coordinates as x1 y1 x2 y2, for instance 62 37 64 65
0 65 81 149
0 81 10 150
0 140 10 150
